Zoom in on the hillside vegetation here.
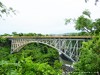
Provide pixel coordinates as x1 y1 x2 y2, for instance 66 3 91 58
0 37 62 75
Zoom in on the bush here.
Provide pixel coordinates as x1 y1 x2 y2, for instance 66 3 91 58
72 35 100 75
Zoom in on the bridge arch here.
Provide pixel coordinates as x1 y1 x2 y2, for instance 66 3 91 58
11 40 60 53
14 41 75 65
15 41 59 53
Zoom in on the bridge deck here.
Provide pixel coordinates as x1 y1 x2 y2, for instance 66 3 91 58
6 36 92 39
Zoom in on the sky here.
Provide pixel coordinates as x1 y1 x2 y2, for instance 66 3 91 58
0 0 100 34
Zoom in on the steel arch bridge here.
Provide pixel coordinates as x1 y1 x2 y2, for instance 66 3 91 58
8 36 91 62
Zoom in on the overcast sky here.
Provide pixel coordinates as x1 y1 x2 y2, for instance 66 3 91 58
0 0 100 34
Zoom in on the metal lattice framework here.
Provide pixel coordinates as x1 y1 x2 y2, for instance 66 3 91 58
8 36 91 62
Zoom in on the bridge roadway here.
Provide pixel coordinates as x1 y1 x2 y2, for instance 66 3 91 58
7 36 92 39
7 36 91 62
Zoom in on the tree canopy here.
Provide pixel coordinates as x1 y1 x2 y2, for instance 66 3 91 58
76 10 100 35
72 35 100 75
65 10 100 35
0 37 62 75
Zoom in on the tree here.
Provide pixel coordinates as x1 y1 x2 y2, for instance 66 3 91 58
12 32 18 36
76 10 100 35
93 19 100 34
75 10 93 35
72 35 100 75
0 1 15 18
65 10 100 35
18 33 24 36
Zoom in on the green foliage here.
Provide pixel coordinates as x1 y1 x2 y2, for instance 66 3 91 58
10 32 45 36
0 1 15 18
12 32 18 36
82 9 91 18
72 35 100 75
20 43 59 66
0 32 49 37
93 19 100 34
40 46 48 54
75 15 93 34
85 0 99 5
0 57 62 75
0 37 10 46
65 10 100 35
0 40 62 75
65 18 72 25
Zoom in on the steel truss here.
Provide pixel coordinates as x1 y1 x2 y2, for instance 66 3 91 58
9 38 87 62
